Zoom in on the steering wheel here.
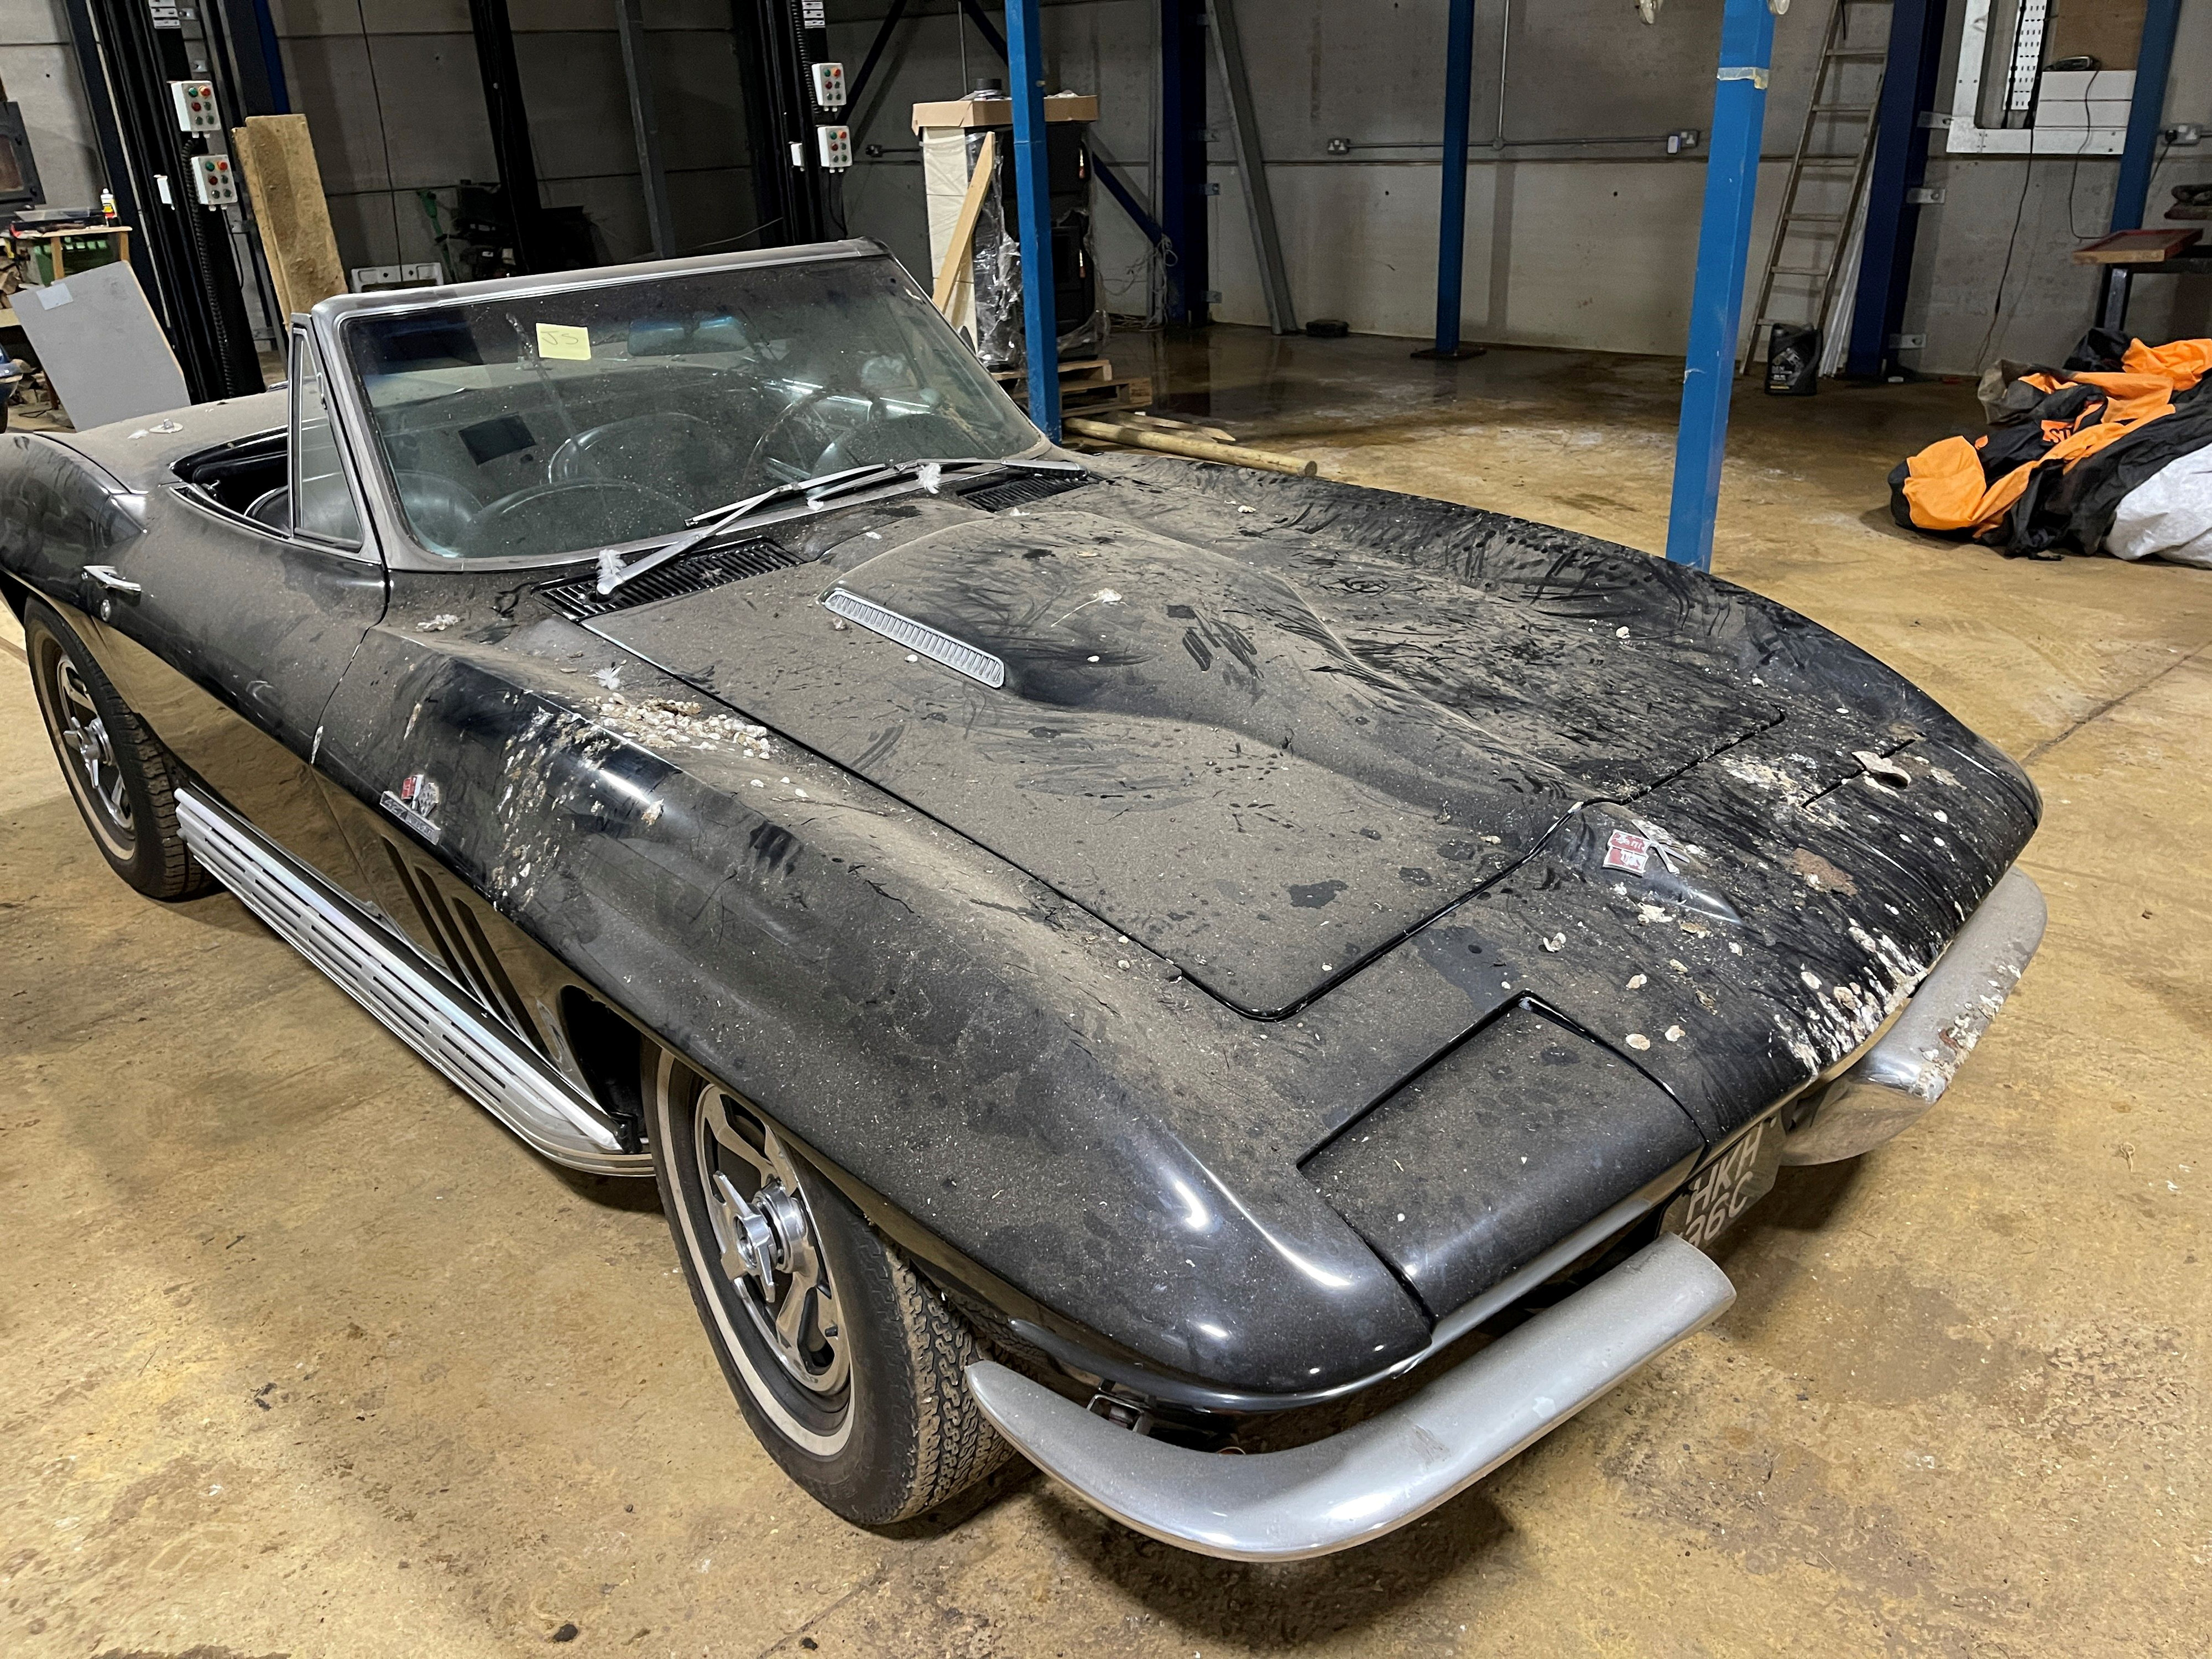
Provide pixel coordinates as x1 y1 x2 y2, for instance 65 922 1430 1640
460 477 692 560
826 410 981 471
734 386 849 495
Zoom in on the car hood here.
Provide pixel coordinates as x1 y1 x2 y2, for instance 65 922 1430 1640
589 497 1787 1016
325 455 2035 1395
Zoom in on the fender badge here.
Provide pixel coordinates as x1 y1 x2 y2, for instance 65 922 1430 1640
379 772 443 844
1602 829 1650 875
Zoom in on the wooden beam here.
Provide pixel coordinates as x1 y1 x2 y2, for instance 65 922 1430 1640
1063 417 1318 477
931 130 998 316
231 114 347 320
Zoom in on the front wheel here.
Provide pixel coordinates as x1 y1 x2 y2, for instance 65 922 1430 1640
648 1052 1006 1525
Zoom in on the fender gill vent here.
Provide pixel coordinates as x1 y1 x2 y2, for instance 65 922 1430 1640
536 539 805 620
822 588 1006 688
958 471 1093 513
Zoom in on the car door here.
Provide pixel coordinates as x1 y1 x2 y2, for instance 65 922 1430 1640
74 325 388 875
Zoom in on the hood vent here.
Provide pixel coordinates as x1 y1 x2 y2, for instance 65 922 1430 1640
822 587 1006 688
538 539 805 620
958 470 1094 513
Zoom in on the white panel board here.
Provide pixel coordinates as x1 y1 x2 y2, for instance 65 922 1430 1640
11 261 191 432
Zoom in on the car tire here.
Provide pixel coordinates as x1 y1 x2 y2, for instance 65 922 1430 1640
648 1051 1008 1525
23 598 213 901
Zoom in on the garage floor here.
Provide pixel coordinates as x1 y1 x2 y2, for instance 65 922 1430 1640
4 331 2207 1657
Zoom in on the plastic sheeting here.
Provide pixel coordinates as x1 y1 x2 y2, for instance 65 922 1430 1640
920 123 1105 374
2108 446 2212 569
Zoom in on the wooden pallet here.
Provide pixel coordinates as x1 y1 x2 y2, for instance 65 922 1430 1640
994 357 1153 416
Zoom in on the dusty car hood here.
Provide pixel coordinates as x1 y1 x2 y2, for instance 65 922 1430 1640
591 497 1785 1016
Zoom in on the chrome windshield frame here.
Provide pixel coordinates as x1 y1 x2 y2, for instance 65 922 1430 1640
305 239 1054 576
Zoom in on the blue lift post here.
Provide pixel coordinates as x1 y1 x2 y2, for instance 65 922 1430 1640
1845 0 1948 380
2090 0 2182 331
2110 0 2182 231
1664 0 1778 571
1003 0 1063 440
1159 0 1209 326
1414 0 1485 360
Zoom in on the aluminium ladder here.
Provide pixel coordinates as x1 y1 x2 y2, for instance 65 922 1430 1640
1739 0 1890 375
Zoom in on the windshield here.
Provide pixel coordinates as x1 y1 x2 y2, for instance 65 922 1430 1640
338 254 1041 562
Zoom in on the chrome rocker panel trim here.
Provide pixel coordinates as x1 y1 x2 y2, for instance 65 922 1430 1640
1782 865 2046 1165
966 1233 1735 1561
175 787 646 1176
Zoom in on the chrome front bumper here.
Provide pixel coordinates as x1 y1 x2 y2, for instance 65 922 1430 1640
966 1233 1734 1561
1781 867 2047 1165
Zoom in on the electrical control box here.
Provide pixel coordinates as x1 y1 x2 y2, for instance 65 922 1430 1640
816 124 852 170
810 61 846 109
169 80 220 133
191 154 237 207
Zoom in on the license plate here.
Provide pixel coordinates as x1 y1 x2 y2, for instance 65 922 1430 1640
1662 1114 1784 1249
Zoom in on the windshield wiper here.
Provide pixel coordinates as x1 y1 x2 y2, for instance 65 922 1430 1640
594 455 1084 597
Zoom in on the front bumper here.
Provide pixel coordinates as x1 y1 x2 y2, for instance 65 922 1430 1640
1781 867 2047 1165
966 1233 1733 1561
969 870 2043 1560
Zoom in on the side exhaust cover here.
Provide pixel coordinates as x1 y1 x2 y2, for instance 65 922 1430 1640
175 787 643 1176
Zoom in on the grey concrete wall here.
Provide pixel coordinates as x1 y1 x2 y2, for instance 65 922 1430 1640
11 0 2209 375
0 0 105 212
1909 0 2212 369
1180 0 2212 374
269 0 760 274
830 0 2212 377
826 0 1160 311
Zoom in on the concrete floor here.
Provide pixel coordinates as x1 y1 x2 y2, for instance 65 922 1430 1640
4 330 2208 1657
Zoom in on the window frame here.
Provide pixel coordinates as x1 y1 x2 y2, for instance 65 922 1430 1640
288 323 372 554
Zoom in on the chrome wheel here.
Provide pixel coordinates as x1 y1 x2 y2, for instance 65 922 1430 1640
33 632 134 859
53 656 132 834
695 1086 850 1397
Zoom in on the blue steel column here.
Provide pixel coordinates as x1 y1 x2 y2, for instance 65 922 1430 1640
1845 0 1947 380
1005 0 1062 439
1664 0 1777 571
1159 0 1209 326
1416 0 1480 358
2109 0 2182 231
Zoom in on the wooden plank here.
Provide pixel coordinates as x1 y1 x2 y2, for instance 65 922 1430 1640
231 115 348 318
1063 416 1317 477
911 92 1097 133
932 129 998 316
1119 411 1238 444
2072 228 2203 265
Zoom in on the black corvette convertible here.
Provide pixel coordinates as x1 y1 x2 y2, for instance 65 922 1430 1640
0 243 2044 1559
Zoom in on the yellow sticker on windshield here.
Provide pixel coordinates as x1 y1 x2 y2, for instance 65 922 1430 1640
536 322 591 361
